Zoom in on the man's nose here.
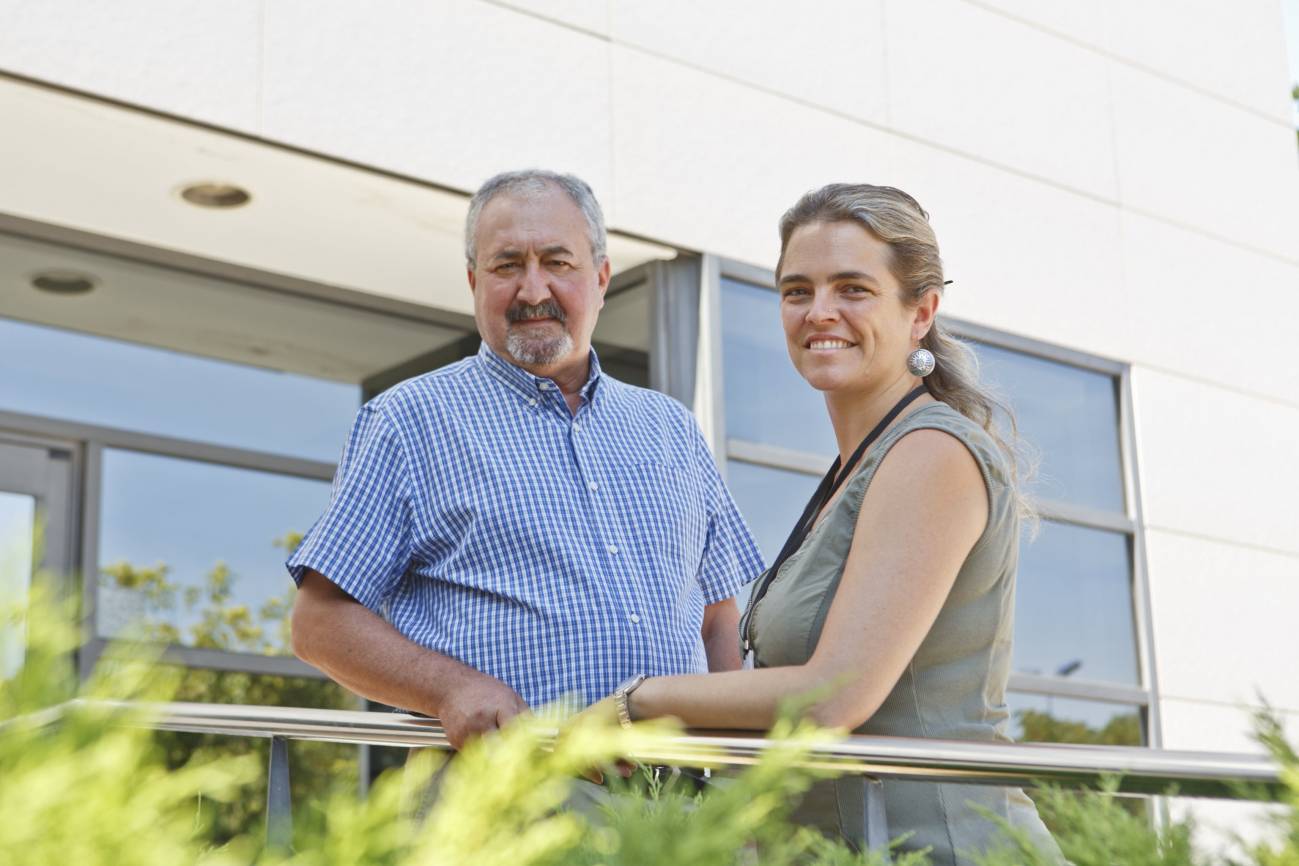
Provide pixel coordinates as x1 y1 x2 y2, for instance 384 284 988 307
516 261 552 306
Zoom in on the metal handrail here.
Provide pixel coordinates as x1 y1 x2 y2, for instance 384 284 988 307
56 699 1280 801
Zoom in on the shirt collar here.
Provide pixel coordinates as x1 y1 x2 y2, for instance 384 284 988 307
476 342 604 404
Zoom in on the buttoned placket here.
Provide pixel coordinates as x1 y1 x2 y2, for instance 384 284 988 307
566 393 647 641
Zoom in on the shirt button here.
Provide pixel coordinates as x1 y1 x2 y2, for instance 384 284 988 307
607 544 619 555
539 382 551 390
588 481 599 492
629 614 641 624
528 398 538 406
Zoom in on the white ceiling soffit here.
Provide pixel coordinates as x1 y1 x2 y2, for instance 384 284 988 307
0 231 467 383
0 76 676 319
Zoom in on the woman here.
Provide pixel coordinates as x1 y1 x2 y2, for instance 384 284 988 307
602 184 1062 864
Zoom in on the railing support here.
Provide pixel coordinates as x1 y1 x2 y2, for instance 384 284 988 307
266 735 293 853
863 777 891 862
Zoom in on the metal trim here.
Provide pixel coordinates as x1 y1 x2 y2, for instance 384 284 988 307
727 439 830 476
1120 367 1163 749
1009 673 1148 705
713 259 1127 375
719 259 777 288
0 409 336 481
1034 499 1135 534
53 700 1280 801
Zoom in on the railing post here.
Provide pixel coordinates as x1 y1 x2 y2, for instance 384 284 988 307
266 735 293 854
863 776 891 863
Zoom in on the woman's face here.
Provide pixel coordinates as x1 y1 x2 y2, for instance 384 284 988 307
778 220 922 395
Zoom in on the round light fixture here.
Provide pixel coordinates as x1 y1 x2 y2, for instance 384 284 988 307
179 181 252 209
31 270 97 296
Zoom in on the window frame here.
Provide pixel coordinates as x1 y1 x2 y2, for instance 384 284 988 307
706 257 1160 746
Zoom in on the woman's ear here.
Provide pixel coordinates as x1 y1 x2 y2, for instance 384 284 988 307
912 288 941 342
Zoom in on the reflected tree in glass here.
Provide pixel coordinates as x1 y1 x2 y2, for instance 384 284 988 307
98 531 361 845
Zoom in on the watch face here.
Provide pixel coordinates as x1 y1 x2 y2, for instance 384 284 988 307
617 674 645 694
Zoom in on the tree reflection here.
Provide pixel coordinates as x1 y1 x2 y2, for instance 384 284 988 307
98 531 360 844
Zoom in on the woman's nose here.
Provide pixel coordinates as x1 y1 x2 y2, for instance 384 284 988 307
807 292 839 322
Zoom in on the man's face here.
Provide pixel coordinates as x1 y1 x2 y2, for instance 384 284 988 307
468 185 610 375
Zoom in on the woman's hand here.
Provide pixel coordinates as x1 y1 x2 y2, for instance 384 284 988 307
571 696 636 784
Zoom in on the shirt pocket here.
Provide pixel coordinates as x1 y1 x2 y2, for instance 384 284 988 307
607 461 707 573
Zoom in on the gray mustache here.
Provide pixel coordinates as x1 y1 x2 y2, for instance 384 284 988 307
507 301 566 324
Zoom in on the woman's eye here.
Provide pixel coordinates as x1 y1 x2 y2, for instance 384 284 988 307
842 284 870 294
781 287 810 299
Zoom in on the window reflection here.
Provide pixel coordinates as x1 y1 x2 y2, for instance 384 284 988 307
1014 520 1139 684
971 341 1124 511
1008 693 1144 746
0 491 36 678
725 460 822 605
97 449 331 654
721 279 837 457
0 316 359 462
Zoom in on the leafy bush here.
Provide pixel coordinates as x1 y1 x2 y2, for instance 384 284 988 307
5 582 1299 866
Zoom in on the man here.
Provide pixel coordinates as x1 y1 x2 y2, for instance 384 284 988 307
288 169 763 749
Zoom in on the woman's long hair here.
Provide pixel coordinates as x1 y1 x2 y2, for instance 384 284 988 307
776 183 1036 520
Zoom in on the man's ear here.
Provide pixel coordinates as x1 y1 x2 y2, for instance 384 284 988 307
596 257 612 309
467 267 477 293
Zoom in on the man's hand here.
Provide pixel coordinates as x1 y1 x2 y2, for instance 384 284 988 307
438 673 528 750
291 569 529 750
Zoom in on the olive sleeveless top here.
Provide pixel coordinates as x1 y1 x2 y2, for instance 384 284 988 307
746 402 1062 865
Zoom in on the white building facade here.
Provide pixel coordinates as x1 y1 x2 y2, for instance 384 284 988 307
1 0 1297 839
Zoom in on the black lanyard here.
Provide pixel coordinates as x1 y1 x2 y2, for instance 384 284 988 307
739 385 929 655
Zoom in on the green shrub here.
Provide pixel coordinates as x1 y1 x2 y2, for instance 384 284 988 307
6 583 1299 866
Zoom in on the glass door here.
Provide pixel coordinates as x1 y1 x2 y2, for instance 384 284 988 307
0 436 76 678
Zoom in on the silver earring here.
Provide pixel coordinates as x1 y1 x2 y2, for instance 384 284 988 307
907 348 935 377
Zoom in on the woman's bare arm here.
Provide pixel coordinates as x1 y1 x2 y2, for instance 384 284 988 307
628 429 989 730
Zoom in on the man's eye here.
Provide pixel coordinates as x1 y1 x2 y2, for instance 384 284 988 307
495 262 521 273
547 260 573 270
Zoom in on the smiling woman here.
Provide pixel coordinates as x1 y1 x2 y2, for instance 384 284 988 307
602 183 1064 866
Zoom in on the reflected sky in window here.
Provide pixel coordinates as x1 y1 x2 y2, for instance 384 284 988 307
721 279 837 457
0 317 359 462
972 341 1124 512
725 460 822 605
97 449 332 654
1014 520 1138 685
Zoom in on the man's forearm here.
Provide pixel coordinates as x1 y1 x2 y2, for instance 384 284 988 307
292 571 494 716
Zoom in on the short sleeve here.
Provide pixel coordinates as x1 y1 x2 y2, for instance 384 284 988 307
286 404 414 611
688 419 765 604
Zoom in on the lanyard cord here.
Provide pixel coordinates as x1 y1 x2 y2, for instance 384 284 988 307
740 385 930 654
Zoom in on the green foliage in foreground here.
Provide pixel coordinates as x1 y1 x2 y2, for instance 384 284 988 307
5 585 1299 866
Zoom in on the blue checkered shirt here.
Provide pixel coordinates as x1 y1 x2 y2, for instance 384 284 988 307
287 343 762 708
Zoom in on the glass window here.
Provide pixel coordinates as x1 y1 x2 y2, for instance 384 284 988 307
96 449 331 654
725 460 822 566
0 316 359 462
1008 693 1144 746
972 341 1124 511
0 491 36 678
721 279 836 457
1014 521 1138 685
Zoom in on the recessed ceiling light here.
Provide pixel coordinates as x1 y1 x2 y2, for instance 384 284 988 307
179 181 252 209
31 270 97 296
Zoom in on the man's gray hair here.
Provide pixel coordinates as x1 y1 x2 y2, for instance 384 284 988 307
464 169 608 269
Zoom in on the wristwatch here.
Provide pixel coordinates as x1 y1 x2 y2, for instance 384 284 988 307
613 673 647 729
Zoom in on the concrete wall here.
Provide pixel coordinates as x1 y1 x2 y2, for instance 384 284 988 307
3 0 1298 806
